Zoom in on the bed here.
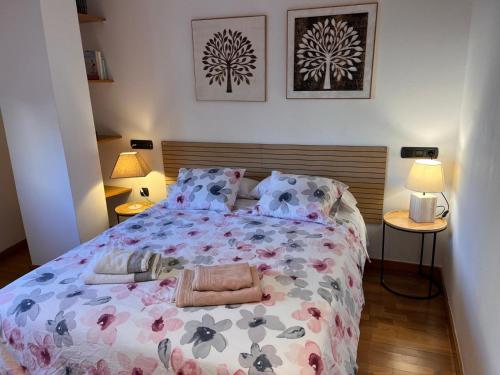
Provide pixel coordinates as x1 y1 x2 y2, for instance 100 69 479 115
0 142 387 375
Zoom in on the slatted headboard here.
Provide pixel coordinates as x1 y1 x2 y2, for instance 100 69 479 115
161 141 387 223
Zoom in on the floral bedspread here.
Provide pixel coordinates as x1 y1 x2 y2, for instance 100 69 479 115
0 201 367 375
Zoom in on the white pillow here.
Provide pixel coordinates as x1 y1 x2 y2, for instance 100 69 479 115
254 171 346 224
166 167 245 212
249 175 274 199
341 190 358 210
237 177 259 199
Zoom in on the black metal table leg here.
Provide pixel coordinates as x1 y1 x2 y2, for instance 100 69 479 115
380 221 386 284
116 214 120 224
380 226 442 300
418 233 425 275
428 232 437 298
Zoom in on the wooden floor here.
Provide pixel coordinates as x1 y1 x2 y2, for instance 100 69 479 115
0 245 458 374
358 264 459 374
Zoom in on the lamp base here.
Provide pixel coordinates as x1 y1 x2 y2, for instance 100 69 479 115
409 192 437 223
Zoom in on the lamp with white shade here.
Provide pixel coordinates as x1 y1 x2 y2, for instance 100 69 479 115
405 159 445 223
111 151 152 210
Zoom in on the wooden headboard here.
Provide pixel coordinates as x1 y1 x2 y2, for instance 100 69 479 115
162 141 387 223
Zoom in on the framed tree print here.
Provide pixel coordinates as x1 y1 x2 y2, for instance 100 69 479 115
287 4 377 99
192 15 266 101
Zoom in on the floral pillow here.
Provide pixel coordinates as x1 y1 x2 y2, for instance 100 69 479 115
254 171 347 224
166 167 245 212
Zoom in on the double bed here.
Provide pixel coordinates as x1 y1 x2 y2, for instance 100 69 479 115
0 142 387 374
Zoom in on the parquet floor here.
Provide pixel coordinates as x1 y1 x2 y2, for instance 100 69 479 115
0 245 458 374
358 265 459 374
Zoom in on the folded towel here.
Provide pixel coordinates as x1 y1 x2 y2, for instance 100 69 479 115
93 249 153 275
192 263 253 291
175 266 262 307
83 253 161 285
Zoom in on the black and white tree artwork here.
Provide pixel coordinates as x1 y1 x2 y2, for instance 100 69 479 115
202 29 257 93
296 18 363 90
192 16 266 101
287 4 377 99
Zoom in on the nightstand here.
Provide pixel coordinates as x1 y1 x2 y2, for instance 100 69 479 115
115 201 154 223
381 210 447 299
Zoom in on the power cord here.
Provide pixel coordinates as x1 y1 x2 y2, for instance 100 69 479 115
436 192 450 218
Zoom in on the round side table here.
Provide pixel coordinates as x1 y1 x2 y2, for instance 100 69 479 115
381 210 447 299
115 201 154 224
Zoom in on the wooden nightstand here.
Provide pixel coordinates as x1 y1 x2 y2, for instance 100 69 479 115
381 210 447 299
115 201 154 223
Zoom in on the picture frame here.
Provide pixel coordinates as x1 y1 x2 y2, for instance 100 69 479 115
192 15 267 102
287 3 378 99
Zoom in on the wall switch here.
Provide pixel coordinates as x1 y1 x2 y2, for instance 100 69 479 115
401 147 439 159
131 140 153 149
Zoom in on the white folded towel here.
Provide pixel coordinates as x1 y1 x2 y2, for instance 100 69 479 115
83 253 161 285
93 249 153 275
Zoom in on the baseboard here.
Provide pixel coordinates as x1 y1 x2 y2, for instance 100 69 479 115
366 258 463 374
441 276 464 375
0 239 27 258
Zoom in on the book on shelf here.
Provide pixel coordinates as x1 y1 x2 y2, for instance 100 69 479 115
76 0 87 14
84 50 109 80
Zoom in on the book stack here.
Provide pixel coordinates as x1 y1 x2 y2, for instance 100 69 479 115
76 0 87 14
84 50 109 81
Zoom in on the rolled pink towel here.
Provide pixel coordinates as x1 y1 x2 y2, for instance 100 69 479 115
192 263 253 291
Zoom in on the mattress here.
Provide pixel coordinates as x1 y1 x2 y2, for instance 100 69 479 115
0 200 367 374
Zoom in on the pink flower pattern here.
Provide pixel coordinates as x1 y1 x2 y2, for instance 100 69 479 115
170 347 202 375
81 306 130 346
261 285 286 306
291 301 329 333
286 341 325 375
116 353 158 375
136 306 183 343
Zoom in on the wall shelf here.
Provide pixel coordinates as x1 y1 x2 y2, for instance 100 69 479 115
78 13 106 23
104 185 132 199
96 134 122 143
88 79 114 83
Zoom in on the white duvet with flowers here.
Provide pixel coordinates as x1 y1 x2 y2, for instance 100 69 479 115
0 200 367 375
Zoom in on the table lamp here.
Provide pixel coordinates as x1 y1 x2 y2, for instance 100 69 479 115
111 151 152 209
405 159 445 223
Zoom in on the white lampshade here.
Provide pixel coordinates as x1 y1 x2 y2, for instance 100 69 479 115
110 152 152 179
406 159 445 193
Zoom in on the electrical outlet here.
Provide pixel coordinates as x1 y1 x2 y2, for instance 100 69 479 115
140 187 150 197
401 147 439 159
131 140 153 149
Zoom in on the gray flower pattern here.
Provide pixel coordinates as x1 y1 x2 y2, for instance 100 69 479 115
245 229 276 244
206 180 232 203
7 288 54 326
281 239 307 252
239 343 283 375
125 220 153 233
200 168 224 180
161 256 187 272
180 314 232 358
269 189 299 213
237 305 285 343
302 181 332 203
56 285 97 310
46 311 76 347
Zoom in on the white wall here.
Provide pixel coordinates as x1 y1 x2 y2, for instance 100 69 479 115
445 0 500 373
0 0 108 264
82 0 471 262
0 115 25 252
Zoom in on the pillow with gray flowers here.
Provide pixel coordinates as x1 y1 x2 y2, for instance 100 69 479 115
166 167 245 212
254 171 347 224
